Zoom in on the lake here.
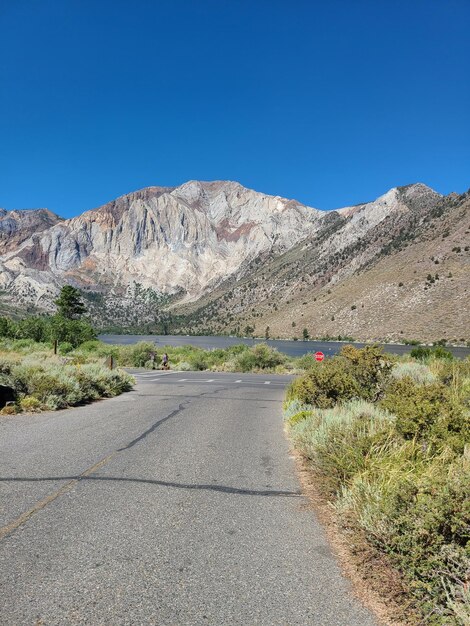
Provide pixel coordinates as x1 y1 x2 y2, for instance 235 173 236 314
98 334 470 359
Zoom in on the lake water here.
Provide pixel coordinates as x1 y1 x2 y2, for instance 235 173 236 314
98 334 470 359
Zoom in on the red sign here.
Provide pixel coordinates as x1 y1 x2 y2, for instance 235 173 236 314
315 351 325 362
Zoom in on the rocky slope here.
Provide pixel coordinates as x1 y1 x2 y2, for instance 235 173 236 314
0 180 468 341
176 185 470 342
0 181 323 312
0 208 62 255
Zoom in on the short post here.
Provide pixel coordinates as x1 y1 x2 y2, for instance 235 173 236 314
53 339 58 355
106 355 114 370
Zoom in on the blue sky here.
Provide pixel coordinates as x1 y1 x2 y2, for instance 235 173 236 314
1 0 469 217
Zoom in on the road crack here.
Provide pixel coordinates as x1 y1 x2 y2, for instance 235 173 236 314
0 398 192 542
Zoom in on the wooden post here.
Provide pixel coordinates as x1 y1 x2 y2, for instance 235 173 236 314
106 355 114 370
53 339 58 355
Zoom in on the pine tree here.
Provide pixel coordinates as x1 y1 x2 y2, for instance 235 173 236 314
55 285 87 320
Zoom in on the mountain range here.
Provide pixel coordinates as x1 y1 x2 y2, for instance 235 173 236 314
0 180 468 341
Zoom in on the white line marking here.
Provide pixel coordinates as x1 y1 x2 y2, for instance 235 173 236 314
133 371 182 377
132 374 286 387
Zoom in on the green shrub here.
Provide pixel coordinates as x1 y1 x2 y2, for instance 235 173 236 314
232 343 286 372
411 345 453 361
12 338 37 349
286 358 360 408
288 410 312 426
339 345 393 401
287 346 393 408
337 449 470 624
432 346 454 360
226 344 249 355
232 351 258 372
391 361 436 385
77 364 134 398
43 394 64 410
291 400 393 493
380 377 468 452
15 317 49 342
59 342 74 355
77 340 103 353
295 354 318 370
7 360 133 412
0 317 15 337
187 354 209 370
117 342 156 367
410 346 432 360
20 396 42 412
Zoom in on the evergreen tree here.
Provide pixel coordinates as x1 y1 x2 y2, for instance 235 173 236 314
55 285 87 319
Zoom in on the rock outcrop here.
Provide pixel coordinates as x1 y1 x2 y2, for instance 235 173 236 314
0 181 323 309
0 208 62 255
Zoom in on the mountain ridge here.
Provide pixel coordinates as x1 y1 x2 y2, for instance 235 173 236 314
0 180 468 341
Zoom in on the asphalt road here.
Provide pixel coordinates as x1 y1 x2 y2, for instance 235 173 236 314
0 371 378 626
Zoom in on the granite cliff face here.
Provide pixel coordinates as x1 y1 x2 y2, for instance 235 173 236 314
0 208 62 255
0 181 323 309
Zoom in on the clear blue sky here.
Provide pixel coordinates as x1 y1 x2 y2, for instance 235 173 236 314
1 0 469 217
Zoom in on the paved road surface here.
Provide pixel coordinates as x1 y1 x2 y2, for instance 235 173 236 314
99 333 470 359
0 371 377 625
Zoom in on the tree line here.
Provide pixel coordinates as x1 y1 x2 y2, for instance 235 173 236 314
0 286 96 347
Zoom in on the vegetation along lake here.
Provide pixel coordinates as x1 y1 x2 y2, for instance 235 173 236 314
99 334 470 359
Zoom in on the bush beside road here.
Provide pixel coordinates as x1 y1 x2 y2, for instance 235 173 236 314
0 339 134 414
284 346 470 625
71 339 300 373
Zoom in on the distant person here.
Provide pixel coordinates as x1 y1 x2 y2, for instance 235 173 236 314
162 352 169 370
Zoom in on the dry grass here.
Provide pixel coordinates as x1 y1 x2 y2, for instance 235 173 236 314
289 440 414 626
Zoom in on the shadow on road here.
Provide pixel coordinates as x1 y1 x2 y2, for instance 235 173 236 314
0 475 301 498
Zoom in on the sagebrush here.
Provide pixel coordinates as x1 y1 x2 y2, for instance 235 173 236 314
285 346 470 625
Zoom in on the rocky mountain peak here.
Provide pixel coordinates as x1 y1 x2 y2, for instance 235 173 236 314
0 208 62 255
335 183 441 222
0 180 324 305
